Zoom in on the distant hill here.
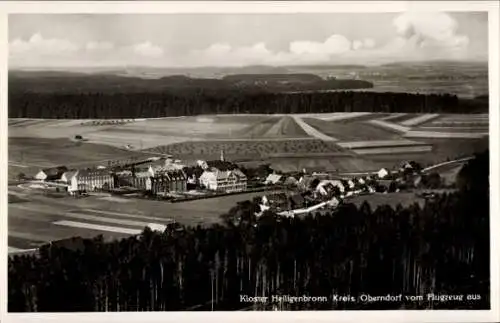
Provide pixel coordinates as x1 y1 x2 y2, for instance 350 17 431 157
8 71 373 94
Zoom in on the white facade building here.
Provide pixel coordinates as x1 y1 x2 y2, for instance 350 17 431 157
199 168 247 193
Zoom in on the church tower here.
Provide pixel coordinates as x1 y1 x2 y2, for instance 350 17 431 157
220 149 225 162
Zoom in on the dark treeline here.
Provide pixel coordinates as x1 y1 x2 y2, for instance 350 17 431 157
8 151 489 311
9 72 372 94
9 90 484 119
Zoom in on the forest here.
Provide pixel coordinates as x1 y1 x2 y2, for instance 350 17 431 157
8 151 490 311
8 72 373 94
8 90 487 119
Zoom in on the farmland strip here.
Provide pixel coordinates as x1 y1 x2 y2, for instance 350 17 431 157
401 114 440 126
352 146 433 155
404 131 488 139
367 120 410 133
431 121 489 125
62 212 171 228
8 231 53 244
317 112 372 122
379 113 409 121
292 116 338 141
53 221 143 235
8 247 33 253
337 140 421 149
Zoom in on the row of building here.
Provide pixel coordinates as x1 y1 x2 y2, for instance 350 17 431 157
258 161 425 215
34 152 249 196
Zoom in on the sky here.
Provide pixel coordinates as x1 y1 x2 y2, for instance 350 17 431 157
8 12 488 68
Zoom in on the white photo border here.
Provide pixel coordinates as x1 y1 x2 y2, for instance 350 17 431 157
0 1 498 323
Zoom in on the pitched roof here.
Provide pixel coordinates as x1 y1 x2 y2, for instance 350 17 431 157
61 170 78 180
206 160 238 171
41 166 68 177
155 169 187 180
204 168 247 181
76 168 112 177
265 174 283 184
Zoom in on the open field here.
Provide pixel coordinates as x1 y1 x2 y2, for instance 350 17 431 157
366 138 488 168
234 116 311 139
8 137 155 180
302 117 405 141
146 139 346 162
269 156 385 173
400 114 440 126
8 185 274 251
9 113 489 174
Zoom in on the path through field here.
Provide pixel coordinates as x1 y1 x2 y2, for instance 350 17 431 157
292 116 338 141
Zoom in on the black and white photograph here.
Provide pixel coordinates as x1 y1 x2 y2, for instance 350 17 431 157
1 1 499 321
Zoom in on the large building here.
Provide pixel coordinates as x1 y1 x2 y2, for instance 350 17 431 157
150 170 188 195
64 168 115 193
198 151 247 193
199 168 247 193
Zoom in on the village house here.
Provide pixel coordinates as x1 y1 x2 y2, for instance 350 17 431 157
316 179 345 196
298 174 330 191
264 173 284 185
377 168 390 179
35 166 68 181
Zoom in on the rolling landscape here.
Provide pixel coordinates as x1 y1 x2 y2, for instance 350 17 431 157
8 107 488 253
6 10 493 314
9 111 488 179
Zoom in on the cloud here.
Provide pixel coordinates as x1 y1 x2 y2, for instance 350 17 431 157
10 33 79 56
392 12 469 50
353 38 376 51
290 34 352 55
9 33 165 67
9 13 478 68
186 12 473 66
132 41 164 58
86 41 114 52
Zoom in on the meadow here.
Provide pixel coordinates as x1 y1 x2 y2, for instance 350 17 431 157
7 186 273 250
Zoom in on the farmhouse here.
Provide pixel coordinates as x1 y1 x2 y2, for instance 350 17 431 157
298 174 330 190
377 168 389 179
66 168 115 193
316 179 345 196
264 173 284 185
150 170 188 194
35 166 68 181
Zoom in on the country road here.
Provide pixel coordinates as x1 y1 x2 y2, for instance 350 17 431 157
422 157 474 173
291 116 338 142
